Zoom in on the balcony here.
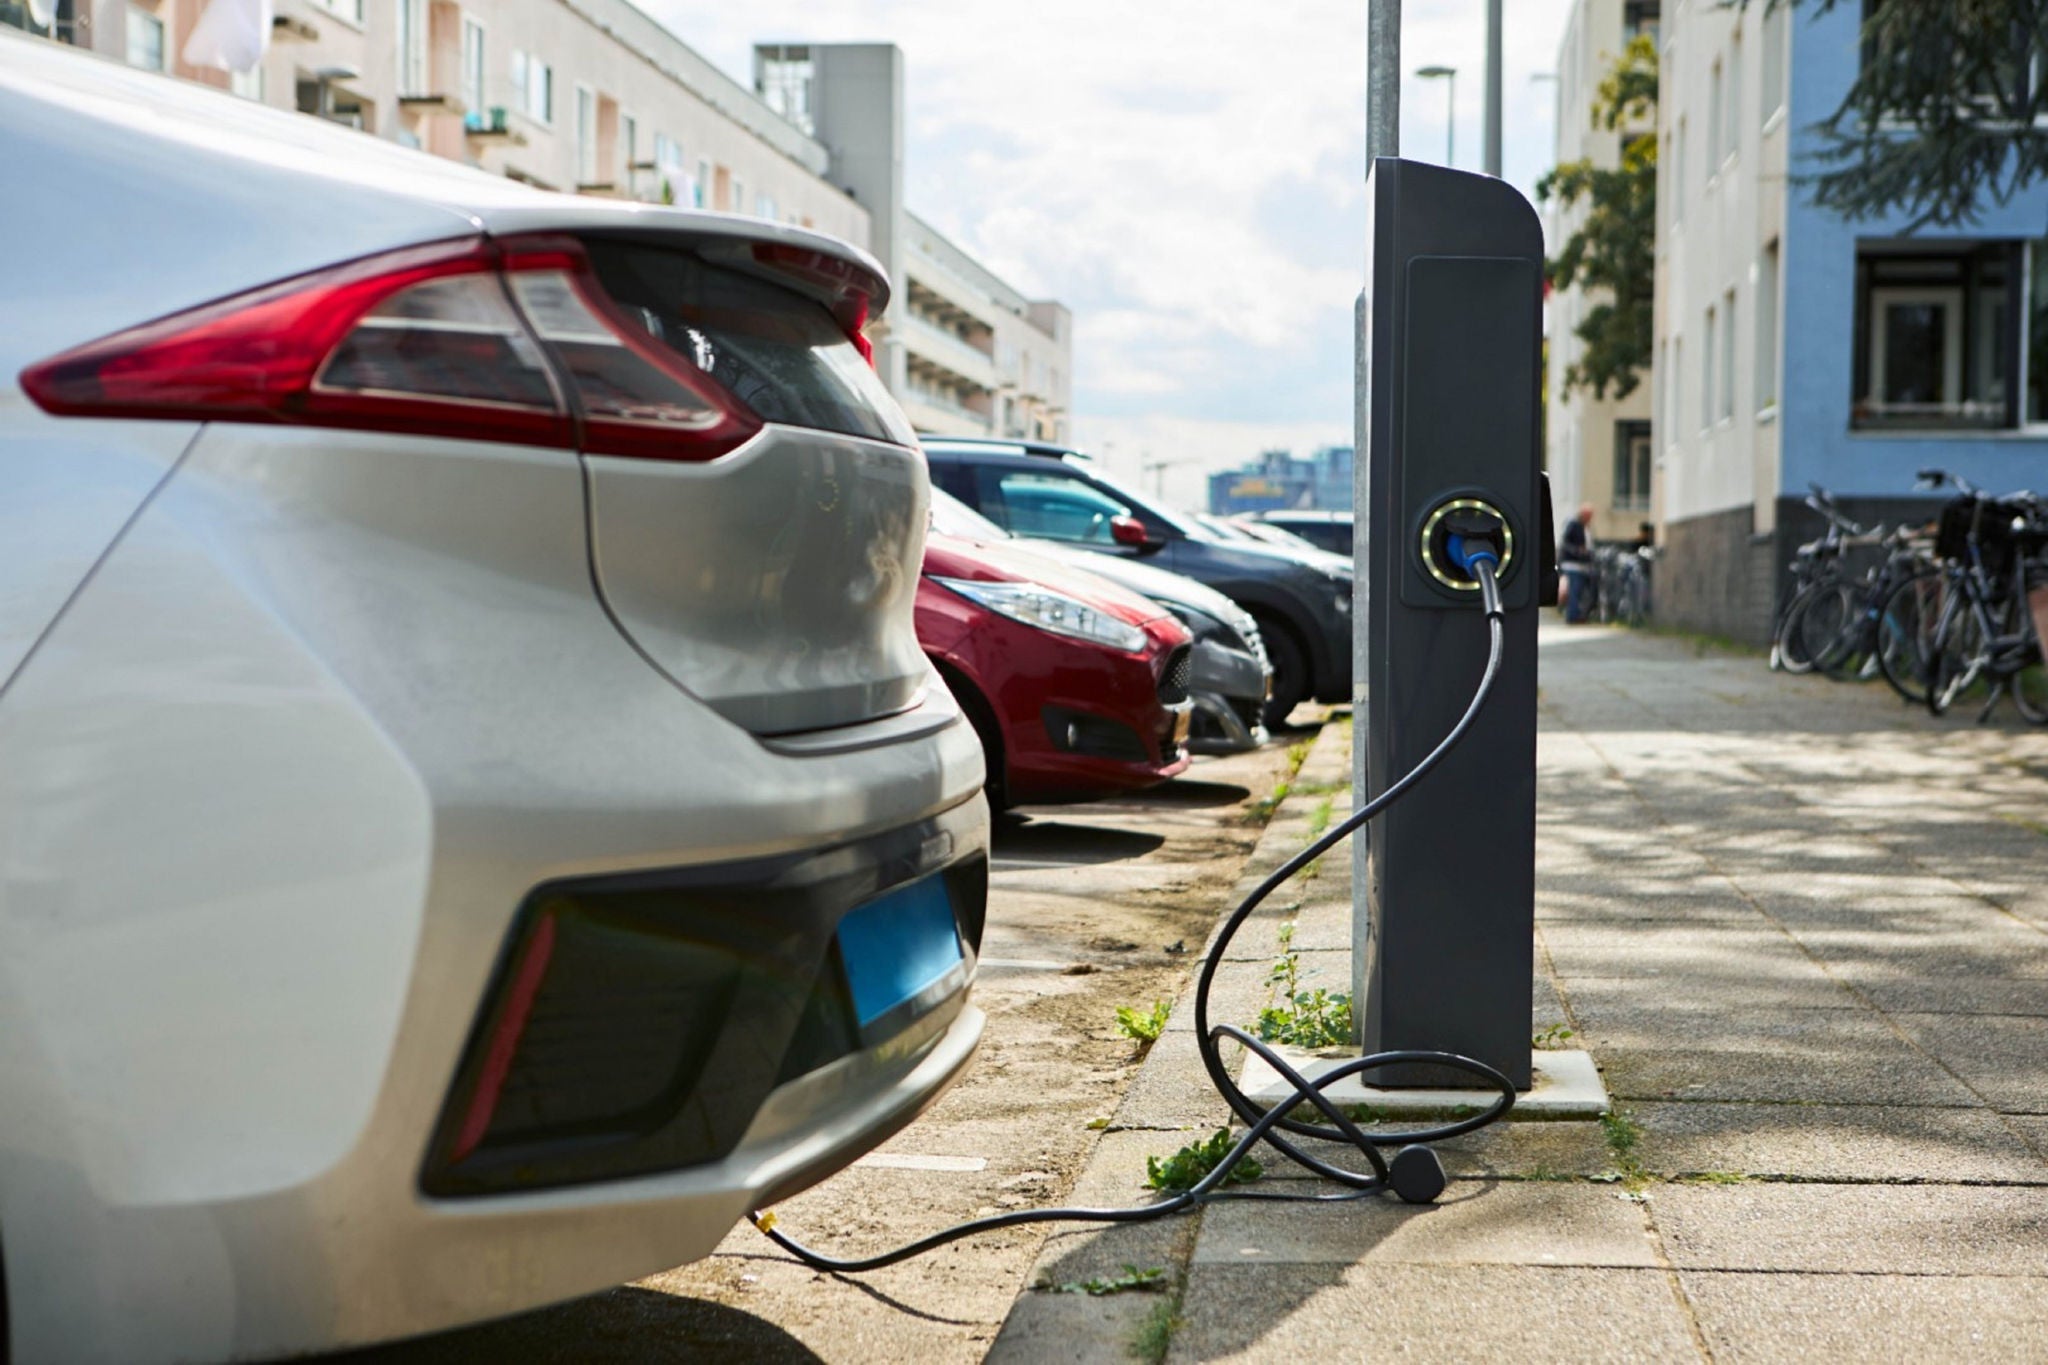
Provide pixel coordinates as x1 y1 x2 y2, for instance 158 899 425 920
464 106 527 146
901 312 997 393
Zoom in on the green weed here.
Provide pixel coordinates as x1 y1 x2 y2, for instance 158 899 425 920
1532 1023 1576 1049
1115 1000 1172 1046
1037 1264 1169 1296
1251 924 1352 1048
1146 1128 1261 1192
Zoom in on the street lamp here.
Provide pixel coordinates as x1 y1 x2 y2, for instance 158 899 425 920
1416 65 1457 167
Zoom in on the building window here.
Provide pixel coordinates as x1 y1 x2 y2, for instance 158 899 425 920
1720 287 1737 420
1702 306 1717 431
461 17 485 118
1706 59 1723 172
511 50 551 123
124 2 163 70
1614 420 1652 512
397 0 426 94
1671 117 1685 226
1854 241 2016 430
1760 0 1786 126
1757 240 1781 411
1623 0 1658 46
1669 337 1684 441
755 43 814 135
575 86 597 183
1724 30 1742 164
696 158 711 208
757 192 778 221
731 176 746 214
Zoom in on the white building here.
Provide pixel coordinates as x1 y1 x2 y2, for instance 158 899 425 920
1546 0 1658 544
755 43 1071 441
7 2 1069 441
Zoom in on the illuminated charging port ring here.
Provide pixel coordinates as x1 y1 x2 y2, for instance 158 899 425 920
1419 496 1515 592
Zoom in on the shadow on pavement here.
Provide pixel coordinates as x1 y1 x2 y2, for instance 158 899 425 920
294 1289 826 1364
992 816 1168 864
1127 779 1253 808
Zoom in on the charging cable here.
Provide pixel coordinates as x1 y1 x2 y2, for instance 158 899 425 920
749 556 1514 1273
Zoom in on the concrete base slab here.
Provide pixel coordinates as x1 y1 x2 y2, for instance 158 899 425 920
1238 1047 1609 1120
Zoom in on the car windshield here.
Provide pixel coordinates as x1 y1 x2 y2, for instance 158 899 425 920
1078 464 1205 538
930 486 1009 541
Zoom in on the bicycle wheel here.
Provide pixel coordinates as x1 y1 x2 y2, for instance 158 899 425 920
2011 648 2048 722
1875 572 1942 705
1798 581 1861 677
1928 600 1990 717
1777 580 1847 675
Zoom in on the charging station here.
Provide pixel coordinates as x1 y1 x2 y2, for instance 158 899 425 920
1353 158 1546 1090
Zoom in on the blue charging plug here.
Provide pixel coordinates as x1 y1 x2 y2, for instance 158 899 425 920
1446 533 1501 577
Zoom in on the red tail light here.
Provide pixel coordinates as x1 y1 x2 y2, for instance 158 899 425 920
750 240 882 368
20 234 764 461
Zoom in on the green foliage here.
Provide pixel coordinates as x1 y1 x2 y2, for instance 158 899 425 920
1131 1294 1185 1363
1532 1023 1576 1049
1037 1264 1169 1296
1252 924 1354 1048
1116 999 1172 1046
1536 35 1658 402
1740 0 2048 228
1146 1128 1262 1191
1244 780 1292 824
1601 1107 1652 1191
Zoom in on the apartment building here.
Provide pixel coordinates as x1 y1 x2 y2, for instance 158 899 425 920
756 43 1071 442
5 4 1070 442
1546 0 1659 545
1652 0 2048 642
1206 447 1355 516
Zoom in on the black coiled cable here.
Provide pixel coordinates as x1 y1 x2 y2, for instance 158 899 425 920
749 561 1516 1274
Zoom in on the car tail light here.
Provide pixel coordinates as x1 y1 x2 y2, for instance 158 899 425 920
20 234 764 461
749 240 883 368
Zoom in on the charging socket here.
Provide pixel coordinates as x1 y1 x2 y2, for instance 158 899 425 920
1417 496 1514 595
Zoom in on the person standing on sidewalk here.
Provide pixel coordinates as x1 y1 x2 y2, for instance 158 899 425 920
1559 503 1595 623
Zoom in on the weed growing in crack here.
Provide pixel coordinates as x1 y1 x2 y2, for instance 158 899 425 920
1115 1000 1172 1048
1252 923 1352 1048
1146 1129 1261 1192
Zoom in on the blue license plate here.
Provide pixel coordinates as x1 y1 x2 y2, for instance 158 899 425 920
837 874 965 1030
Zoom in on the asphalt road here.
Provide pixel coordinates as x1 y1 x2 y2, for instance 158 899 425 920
307 734 1304 1365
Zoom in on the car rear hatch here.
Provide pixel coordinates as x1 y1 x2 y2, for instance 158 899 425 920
485 213 931 737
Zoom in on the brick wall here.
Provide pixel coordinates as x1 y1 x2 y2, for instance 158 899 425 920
1658 504 1774 645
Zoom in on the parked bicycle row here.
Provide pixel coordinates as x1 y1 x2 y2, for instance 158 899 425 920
1770 471 2048 723
1558 503 1658 627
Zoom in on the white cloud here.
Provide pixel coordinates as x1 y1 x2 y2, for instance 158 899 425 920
642 0 1573 510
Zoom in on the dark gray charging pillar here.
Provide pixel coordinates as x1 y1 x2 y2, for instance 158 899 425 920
1353 158 1543 1089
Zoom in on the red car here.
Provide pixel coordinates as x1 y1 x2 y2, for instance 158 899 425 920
921 533 1194 807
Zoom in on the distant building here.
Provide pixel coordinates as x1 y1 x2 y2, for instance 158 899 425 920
756 44 1071 441
1207 447 1354 516
0 6 1068 443
1652 0 2048 643
1546 0 1659 546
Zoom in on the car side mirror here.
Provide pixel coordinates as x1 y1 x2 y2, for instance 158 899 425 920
1110 516 1151 548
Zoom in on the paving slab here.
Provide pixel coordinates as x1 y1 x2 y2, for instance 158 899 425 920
1888 1011 2048 1114
1166 1264 1703 1364
1559 973 1863 1015
1627 1101 2048 1183
1653 1182 2048 1274
1681 1271 2048 1364
1191 1178 1661 1268
1538 923 1828 983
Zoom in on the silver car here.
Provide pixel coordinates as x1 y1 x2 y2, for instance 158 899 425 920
1 35 986 1363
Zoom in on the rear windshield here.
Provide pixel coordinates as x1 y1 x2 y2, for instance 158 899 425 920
584 240 915 446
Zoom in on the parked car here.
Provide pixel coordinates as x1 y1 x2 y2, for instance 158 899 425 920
2 36 989 1364
1249 509 1355 558
1199 513 1351 570
920 532 1194 806
930 488 1269 753
923 438 1353 728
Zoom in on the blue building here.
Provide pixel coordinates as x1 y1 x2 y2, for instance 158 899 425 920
1207 446 1355 516
1651 0 2048 642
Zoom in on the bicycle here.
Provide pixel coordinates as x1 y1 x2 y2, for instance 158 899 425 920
1883 470 2048 723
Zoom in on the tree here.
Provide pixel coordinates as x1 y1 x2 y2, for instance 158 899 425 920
1761 0 2048 228
1538 35 1659 402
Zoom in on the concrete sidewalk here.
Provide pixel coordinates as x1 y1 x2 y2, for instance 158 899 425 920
991 622 2048 1362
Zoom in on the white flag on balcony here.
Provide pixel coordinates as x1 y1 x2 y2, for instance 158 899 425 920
182 0 273 73
24 0 57 28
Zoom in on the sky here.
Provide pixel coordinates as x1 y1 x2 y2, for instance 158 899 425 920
642 0 1576 508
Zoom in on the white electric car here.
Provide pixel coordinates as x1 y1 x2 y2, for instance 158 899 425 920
0 34 988 1364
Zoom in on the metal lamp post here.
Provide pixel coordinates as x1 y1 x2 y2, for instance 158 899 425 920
1416 65 1456 167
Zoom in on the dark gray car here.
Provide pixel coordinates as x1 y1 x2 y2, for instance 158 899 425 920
923 439 1352 728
